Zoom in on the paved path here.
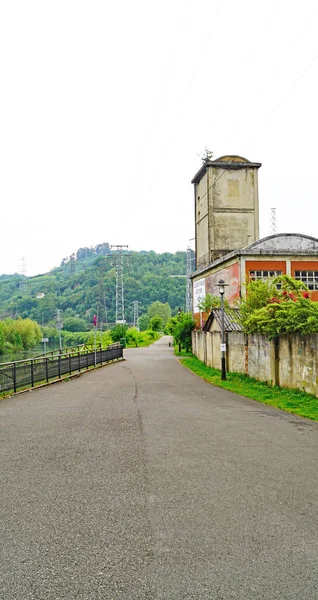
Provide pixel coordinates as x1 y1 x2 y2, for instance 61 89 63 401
1 336 318 599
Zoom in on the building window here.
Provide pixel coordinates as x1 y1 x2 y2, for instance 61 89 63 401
249 270 282 281
294 270 318 290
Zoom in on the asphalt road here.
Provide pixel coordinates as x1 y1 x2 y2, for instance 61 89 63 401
1 336 318 599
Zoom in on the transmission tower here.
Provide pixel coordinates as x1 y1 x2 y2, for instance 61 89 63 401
111 245 128 323
270 208 277 235
18 257 27 293
186 246 194 313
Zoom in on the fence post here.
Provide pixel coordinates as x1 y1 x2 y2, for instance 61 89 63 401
58 355 61 379
69 353 72 375
78 351 81 372
13 363 17 393
45 357 49 383
31 360 34 388
86 350 89 369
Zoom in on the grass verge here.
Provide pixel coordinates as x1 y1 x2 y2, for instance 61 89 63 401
179 355 318 421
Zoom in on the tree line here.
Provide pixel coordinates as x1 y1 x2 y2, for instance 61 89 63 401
0 245 192 327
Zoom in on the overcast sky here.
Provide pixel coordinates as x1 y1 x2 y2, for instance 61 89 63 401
1 0 318 276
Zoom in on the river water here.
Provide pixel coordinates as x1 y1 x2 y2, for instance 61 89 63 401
0 343 60 365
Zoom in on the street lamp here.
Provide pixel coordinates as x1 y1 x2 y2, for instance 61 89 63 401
215 279 228 380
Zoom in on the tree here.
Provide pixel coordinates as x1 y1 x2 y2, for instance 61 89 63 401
139 314 150 331
166 312 196 352
63 317 89 332
198 293 225 312
149 316 162 331
148 301 171 327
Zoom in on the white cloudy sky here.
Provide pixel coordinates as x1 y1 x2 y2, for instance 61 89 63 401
1 0 318 276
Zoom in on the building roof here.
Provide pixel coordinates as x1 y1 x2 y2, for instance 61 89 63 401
191 154 262 184
203 308 243 333
191 233 318 279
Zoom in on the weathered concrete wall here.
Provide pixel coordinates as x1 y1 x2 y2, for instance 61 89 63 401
247 334 275 385
212 332 221 369
195 171 210 268
206 332 213 367
195 330 206 363
279 334 318 395
227 332 246 374
191 331 318 396
209 162 259 260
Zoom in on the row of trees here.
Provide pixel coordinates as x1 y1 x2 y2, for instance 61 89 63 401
0 318 42 354
0 247 189 326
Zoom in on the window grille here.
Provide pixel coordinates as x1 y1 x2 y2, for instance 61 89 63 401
249 270 282 281
294 270 318 290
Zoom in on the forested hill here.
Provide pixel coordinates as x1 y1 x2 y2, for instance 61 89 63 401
0 244 192 326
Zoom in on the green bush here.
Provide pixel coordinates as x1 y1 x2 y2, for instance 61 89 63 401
149 316 162 331
166 312 195 352
0 318 42 353
110 324 129 342
239 275 317 338
62 317 89 332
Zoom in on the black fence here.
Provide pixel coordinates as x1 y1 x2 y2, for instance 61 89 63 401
0 345 123 395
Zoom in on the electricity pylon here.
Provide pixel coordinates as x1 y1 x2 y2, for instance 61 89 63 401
110 245 128 323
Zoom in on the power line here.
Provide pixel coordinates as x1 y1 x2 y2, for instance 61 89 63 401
145 0 224 195
246 49 318 143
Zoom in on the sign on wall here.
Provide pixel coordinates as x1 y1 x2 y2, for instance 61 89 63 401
193 278 206 312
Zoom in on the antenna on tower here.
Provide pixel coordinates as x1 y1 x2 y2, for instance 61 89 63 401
270 208 277 235
110 245 129 323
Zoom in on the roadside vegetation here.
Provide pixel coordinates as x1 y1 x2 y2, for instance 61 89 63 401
179 355 318 421
165 311 196 352
239 275 318 337
177 276 318 422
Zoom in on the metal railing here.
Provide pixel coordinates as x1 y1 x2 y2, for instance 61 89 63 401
0 344 123 395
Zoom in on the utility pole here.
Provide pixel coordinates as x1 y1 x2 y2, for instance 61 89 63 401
110 245 128 323
56 309 62 352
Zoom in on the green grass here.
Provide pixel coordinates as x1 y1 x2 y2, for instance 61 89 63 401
174 346 193 357
179 355 318 421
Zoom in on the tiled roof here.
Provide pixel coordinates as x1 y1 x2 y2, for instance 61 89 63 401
203 308 243 332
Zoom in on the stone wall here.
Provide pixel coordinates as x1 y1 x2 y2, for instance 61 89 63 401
192 330 318 396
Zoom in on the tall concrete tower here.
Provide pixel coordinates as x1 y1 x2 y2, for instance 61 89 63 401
192 155 261 269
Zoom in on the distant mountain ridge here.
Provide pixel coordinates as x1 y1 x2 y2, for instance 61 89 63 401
0 243 192 326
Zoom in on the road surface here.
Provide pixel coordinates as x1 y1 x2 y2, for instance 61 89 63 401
1 336 318 599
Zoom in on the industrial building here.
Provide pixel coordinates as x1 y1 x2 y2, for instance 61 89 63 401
191 155 318 318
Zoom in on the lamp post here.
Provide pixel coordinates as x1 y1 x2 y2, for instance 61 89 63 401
215 279 228 380
178 307 181 353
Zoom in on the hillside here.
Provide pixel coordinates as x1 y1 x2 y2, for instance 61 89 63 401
0 244 191 326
